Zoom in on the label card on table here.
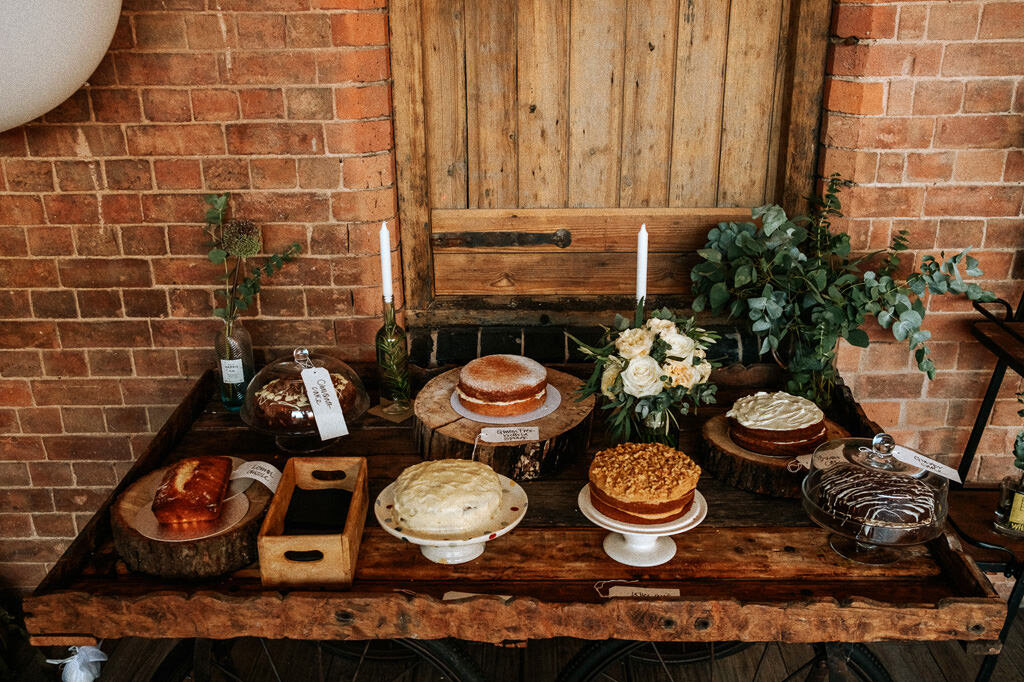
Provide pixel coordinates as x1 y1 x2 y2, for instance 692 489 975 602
231 461 282 492
892 445 961 483
607 586 681 598
301 367 349 440
479 426 540 443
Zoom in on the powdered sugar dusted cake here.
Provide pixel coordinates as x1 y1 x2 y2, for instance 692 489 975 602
726 391 827 456
455 354 548 417
392 459 503 535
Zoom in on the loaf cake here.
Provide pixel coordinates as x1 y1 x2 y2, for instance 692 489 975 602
816 463 937 530
588 443 701 525
726 391 827 456
392 459 503 535
152 456 233 525
455 354 548 417
253 373 359 430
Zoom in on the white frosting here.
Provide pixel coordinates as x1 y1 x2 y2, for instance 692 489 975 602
727 391 824 430
455 387 546 406
392 459 502 534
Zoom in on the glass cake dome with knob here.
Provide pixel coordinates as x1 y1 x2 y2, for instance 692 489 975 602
801 433 949 565
240 348 370 453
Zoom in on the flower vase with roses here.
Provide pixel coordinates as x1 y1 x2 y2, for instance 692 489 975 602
570 303 718 446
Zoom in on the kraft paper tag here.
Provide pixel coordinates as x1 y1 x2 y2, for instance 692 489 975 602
230 461 282 492
442 591 513 603
892 445 961 483
479 426 540 443
607 586 681 598
301 367 349 440
794 449 845 472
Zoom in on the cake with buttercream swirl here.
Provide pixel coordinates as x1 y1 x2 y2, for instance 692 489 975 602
726 391 827 456
392 459 503 535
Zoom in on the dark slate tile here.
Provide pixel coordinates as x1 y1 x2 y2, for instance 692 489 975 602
434 327 479 366
408 327 433 367
523 326 567 363
480 326 522 356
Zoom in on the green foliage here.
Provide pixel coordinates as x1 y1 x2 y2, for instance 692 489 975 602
376 304 411 403
203 194 302 332
691 175 995 406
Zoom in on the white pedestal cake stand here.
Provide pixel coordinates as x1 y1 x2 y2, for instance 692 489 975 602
578 485 707 567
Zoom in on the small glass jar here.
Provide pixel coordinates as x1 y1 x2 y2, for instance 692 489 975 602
215 320 254 411
994 470 1024 538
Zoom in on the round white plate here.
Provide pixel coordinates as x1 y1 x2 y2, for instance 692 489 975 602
449 385 562 425
578 485 707 566
131 456 254 543
375 474 528 564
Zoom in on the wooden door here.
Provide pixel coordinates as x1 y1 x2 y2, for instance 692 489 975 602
391 0 831 316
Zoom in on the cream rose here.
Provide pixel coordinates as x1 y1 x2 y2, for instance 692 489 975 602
645 318 676 336
696 360 712 383
615 327 654 360
664 359 701 389
663 331 696 362
620 356 664 397
600 359 624 399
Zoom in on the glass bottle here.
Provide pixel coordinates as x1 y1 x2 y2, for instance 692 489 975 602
375 299 411 414
994 469 1024 538
215 320 254 411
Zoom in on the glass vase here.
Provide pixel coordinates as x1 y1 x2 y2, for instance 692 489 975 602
375 300 411 414
631 412 677 447
215 320 254 412
994 470 1024 538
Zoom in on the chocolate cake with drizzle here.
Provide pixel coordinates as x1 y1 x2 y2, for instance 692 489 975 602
816 463 937 530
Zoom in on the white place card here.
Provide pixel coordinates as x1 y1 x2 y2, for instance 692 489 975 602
607 586 681 598
219 358 244 383
892 445 961 483
301 367 349 440
479 426 540 443
230 461 282 492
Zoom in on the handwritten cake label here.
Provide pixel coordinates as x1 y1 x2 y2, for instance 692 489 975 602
219 358 244 384
442 591 513 603
479 426 540 443
607 586 680 598
793 449 845 472
301 367 349 440
892 445 961 483
231 460 282 492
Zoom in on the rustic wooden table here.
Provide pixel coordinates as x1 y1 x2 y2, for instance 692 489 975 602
24 369 1006 659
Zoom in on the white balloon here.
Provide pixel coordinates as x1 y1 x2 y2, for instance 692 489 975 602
0 0 123 132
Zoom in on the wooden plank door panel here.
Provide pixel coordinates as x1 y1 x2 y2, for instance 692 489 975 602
422 0 468 209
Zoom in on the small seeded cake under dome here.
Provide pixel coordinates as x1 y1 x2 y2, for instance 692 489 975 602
241 348 369 453
802 432 948 565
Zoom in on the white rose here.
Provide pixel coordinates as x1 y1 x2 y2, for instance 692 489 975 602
645 318 676 336
620 356 665 397
697 360 712 383
600 359 624 399
663 360 701 389
615 327 655 360
663 331 696 362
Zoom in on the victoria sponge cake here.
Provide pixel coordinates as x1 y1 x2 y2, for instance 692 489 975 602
726 391 827 457
455 354 548 417
392 459 503 535
588 443 701 525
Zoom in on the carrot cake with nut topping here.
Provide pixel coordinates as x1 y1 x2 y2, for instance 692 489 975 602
588 442 701 524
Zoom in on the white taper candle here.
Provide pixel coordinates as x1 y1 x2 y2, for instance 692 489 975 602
379 221 393 303
636 223 648 303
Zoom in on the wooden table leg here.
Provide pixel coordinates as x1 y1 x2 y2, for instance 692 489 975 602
192 638 212 682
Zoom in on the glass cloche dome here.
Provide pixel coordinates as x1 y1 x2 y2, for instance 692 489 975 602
240 348 369 453
802 433 948 564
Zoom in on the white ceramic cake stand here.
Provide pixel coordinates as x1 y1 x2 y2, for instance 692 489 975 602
375 475 528 564
578 485 707 567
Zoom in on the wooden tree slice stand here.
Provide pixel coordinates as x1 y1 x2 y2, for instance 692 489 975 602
111 465 272 579
698 414 850 498
413 368 595 480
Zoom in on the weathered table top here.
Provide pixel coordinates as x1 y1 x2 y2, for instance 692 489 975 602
25 370 1007 646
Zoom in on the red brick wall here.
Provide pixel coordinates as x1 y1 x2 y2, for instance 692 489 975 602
824 1 1024 480
0 0 395 590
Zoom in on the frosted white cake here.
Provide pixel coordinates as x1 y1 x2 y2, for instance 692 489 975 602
393 459 503 535
726 391 824 430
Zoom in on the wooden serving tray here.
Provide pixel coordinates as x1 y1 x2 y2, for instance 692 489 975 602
22 368 1007 648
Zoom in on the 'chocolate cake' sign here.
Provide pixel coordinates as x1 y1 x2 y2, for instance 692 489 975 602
301 367 349 440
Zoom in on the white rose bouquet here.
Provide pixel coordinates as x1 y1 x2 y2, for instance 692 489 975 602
570 305 718 445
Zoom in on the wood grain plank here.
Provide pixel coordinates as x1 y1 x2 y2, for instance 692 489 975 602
669 0 730 206
430 207 750 251
433 251 696 295
764 0 794 205
465 0 519 208
517 0 569 208
422 0 468 209
618 0 679 207
567 0 627 207
780 0 832 216
389 0 434 308
717 0 785 207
